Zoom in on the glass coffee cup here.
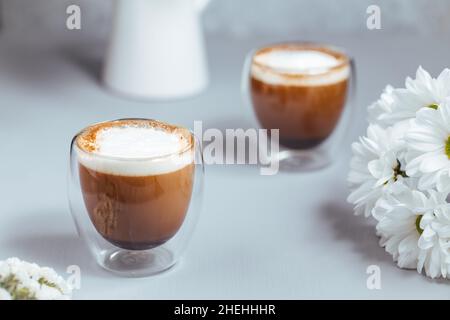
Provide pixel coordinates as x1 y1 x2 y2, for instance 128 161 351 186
68 119 204 277
242 42 356 171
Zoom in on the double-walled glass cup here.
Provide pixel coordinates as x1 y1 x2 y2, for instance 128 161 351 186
68 119 204 277
242 42 356 171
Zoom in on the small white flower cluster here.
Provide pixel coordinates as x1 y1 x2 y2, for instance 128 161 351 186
348 66 450 279
0 258 72 300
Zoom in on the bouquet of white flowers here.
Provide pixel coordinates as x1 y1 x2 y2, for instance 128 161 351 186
0 258 72 300
348 66 450 279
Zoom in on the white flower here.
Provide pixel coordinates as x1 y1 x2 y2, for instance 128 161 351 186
35 285 66 300
376 67 450 126
417 204 450 278
373 189 450 278
347 123 410 217
406 102 450 192
349 66 450 279
368 85 396 125
0 258 72 300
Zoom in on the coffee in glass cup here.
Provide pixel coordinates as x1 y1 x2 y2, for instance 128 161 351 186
69 119 204 277
243 43 355 171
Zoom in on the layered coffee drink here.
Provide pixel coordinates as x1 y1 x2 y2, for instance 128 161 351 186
250 43 350 149
74 119 194 250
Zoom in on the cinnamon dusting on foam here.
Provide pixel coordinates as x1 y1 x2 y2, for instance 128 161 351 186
76 119 192 156
75 119 194 176
251 44 350 86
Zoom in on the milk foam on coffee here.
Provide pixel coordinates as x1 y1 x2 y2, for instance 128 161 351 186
95 126 184 158
251 46 350 86
76 120 193 176
255 50 339 74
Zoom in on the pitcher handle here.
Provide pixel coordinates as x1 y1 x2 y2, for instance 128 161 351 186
195 0 211 12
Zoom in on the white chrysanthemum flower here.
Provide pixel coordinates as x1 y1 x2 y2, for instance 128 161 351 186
406 103 450 192
377 67 450 126
417 204 450 278
35 285 66 300
348 123 410 217
373 189 450 278
368 85 396 125
0 258 73 300
349 66 450 279
38 267 72 297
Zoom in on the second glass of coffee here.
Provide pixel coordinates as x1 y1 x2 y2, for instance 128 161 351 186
243 43 355 170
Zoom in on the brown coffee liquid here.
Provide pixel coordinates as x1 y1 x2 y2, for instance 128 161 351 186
79 163 194 250
251 77 348 149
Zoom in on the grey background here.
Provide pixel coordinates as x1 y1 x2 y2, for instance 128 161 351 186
3 0 450 40
0 0 450 299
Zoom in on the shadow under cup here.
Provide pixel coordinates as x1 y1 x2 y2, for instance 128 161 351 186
248 43 353 170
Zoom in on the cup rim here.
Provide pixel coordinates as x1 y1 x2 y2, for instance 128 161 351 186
72 118 195 162
250 41 352 77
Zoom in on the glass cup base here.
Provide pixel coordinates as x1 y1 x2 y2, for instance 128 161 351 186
100 247 176 277
275 148 332 172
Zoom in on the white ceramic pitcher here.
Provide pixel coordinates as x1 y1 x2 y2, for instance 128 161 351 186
103 0 211 100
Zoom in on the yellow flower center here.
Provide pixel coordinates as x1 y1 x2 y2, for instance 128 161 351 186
415 215 423 235
428 103 439 110
446 136 450 159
